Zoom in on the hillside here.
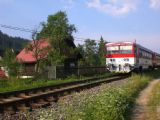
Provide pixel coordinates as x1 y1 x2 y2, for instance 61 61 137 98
0 30 29 56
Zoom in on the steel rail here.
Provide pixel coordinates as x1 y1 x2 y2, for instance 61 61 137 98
0 74 130 113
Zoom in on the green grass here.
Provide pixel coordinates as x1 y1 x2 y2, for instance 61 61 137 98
31 69 160 120
149 81 160 106
146 80 160 120
0 72 113 93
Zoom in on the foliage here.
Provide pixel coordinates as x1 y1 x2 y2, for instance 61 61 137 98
77 37 106 66
79 39 100 66
84 39 99 65
1 49 20 77
76 44 85 66
0 30 29 56
98 36 106 65
0 78 74 93
46 50 64 65
37 11 77 65
0 72 112 92
146 80 160 120
149 81 160 106
25 30 50 73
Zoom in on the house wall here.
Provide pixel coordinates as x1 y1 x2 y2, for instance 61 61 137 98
19 63 36 76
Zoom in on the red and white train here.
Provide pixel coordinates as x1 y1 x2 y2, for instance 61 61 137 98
105 41 160 72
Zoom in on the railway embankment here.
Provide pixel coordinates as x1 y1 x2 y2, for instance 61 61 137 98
1 69 159 120
0 77 128 120
0 75 127 113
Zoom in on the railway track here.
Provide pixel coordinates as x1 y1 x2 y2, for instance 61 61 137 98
0 73 130 114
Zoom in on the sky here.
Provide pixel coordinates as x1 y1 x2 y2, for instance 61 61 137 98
0 0 160 52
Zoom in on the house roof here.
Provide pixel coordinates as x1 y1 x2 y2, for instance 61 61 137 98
16 39 50 63
17 37 82 63
0 68 6 78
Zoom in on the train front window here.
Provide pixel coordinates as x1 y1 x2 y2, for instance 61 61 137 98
120 45 132 54
107 45 133 54
107 46 119 54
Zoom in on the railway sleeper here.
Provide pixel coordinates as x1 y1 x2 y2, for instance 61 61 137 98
28 91 37 95
36 90 44 94
30 102 50 109
46 96 55 102
16 104 30 112
3 106 15 114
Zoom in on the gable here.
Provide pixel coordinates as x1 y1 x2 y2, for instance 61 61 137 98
16 39 50 63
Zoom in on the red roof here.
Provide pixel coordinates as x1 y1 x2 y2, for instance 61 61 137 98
0 69 6 78
106 41 134 47
16 39 50 63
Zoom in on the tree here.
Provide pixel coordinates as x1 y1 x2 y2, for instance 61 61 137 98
98 36 106 65
76 44 85 58
76 44 85 66
26 30 50 73
37 11 77 65
0 30 29 56
83 39 100 66
1 49 20 77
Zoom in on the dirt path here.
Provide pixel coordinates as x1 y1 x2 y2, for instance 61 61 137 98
131 79 160 120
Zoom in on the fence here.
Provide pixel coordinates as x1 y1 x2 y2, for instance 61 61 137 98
48 66 107 79
19 66 108 79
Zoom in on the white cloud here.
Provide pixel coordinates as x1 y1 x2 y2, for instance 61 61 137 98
87 0 139 16
150 0 160 9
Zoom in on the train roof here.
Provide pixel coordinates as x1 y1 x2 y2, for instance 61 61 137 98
136 43 154 54
106 41 160 55
106 41 134 46
155 52 160 57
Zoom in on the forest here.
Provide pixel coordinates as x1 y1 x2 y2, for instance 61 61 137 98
0 30 29 56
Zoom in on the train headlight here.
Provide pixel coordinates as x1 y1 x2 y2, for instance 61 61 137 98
110 59 115 62
124 58 129 61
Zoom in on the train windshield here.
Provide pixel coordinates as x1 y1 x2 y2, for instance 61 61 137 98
107 45 132 54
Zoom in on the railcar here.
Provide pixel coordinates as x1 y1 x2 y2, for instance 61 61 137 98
105 41 160 72
153 53 160 67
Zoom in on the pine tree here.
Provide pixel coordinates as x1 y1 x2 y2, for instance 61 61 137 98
98 36 106 65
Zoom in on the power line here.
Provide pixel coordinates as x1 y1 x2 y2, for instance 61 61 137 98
0 24 34 33
74 37 102 42
0 24 104 42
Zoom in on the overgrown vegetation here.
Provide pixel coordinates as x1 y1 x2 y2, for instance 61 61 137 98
0 72 112 93
149 81 160 106
29 70 160 120
147 80 160 120
0 49 20 76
